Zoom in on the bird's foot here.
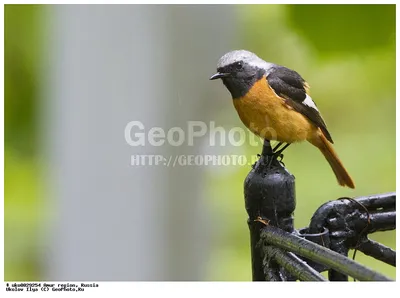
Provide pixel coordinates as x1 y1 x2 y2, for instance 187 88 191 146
267 142 290 167
266 150 282 168
276 152 285 166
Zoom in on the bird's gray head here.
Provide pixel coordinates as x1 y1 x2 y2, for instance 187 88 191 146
210 50 274 99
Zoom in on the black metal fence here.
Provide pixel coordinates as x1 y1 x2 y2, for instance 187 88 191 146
245 140 395 281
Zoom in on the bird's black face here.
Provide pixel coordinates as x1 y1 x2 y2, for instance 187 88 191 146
210 61 266 99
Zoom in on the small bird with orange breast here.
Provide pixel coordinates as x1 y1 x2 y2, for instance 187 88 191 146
210 50 355 189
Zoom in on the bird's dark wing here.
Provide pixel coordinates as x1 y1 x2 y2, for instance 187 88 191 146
266 66 333 143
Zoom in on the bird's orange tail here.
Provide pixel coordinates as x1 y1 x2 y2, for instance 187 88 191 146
312 130 355 189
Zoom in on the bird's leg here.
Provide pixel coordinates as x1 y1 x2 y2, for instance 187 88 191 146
274 143 291 161
272 142 283 153
264 141 290 168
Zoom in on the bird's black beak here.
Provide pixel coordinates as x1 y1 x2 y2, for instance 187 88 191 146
209 72 230 80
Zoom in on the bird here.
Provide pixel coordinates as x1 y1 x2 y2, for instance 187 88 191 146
210 50 355 188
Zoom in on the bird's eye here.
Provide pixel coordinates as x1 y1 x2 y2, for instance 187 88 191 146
235 62 243 70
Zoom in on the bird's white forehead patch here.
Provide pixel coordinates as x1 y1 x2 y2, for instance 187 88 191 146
217 50 273 72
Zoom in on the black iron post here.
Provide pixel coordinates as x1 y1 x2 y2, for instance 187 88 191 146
244 140 296 281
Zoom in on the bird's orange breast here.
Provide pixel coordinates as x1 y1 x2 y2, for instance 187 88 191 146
233 77 315 143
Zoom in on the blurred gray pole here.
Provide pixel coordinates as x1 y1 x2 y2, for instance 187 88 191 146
45 5 234 280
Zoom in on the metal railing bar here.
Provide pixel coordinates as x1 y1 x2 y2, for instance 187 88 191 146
265 246 327 281
326 210 396 235
308 195 395 235
260 225 393 281
357 239 396 266
355 192 396 210
366 211 396 233
264 268 281 281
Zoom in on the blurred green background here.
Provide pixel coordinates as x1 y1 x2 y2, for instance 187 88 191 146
5 4 395 280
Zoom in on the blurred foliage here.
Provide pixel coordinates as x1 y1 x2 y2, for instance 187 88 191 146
4 149 42 280
207 4 395 280
4 4 43 280
5 4 42 157
287 4 395 56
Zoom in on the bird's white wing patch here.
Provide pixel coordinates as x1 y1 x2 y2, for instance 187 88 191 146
303 94 319 111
